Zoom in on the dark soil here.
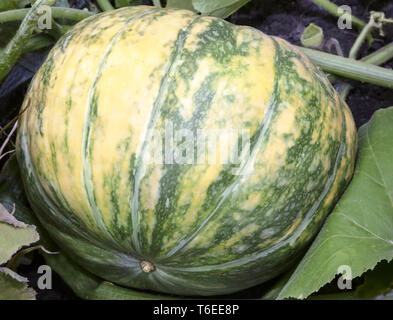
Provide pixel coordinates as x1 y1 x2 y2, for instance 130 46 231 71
1 0 392 300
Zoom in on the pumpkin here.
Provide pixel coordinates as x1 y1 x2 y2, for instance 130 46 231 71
16 6 357 296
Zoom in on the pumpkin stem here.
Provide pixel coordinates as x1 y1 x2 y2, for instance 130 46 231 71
140 260 155 273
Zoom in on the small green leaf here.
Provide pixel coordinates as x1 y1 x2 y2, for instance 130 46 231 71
192 0 250 18
0 202 39 264
166 0 194 11
301 23 324 48
0 268 36 300
278 106 393 300
0 192 37 300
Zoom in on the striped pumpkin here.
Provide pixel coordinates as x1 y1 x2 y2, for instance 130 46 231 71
16 6 357 296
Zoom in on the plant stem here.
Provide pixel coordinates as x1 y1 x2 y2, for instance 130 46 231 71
360 42 393 65
96 0 115 11
341 14 376 99
348 17 375 59
6 245 58 271
0 103 30 138
341 12 393 100
0 121 17 159
0 7 93 24
299 46 393 89
310 0 366 29
340 41 393 99
0 0 55 84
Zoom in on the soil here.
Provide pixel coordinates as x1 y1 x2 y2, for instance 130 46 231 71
1 0 392 300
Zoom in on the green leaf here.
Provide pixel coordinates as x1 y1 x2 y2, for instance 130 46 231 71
166 0 194 11
0 268 36 300
278 106 393 299
192 0 250 18
0 191 37 300
301 23 324 48
0 201 39 264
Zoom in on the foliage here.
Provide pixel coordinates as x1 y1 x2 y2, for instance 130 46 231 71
161 0 251 18
278 107 393 299
301 23 324 48
0 184 39 299
0 267 36 300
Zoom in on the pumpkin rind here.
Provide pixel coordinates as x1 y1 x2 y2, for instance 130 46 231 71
16 6 357 296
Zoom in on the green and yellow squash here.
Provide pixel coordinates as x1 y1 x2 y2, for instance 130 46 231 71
16 6 357 296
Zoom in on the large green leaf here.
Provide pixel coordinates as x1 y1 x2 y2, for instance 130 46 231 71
192 0 250 18
278 107 393 299
0 268 36 300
